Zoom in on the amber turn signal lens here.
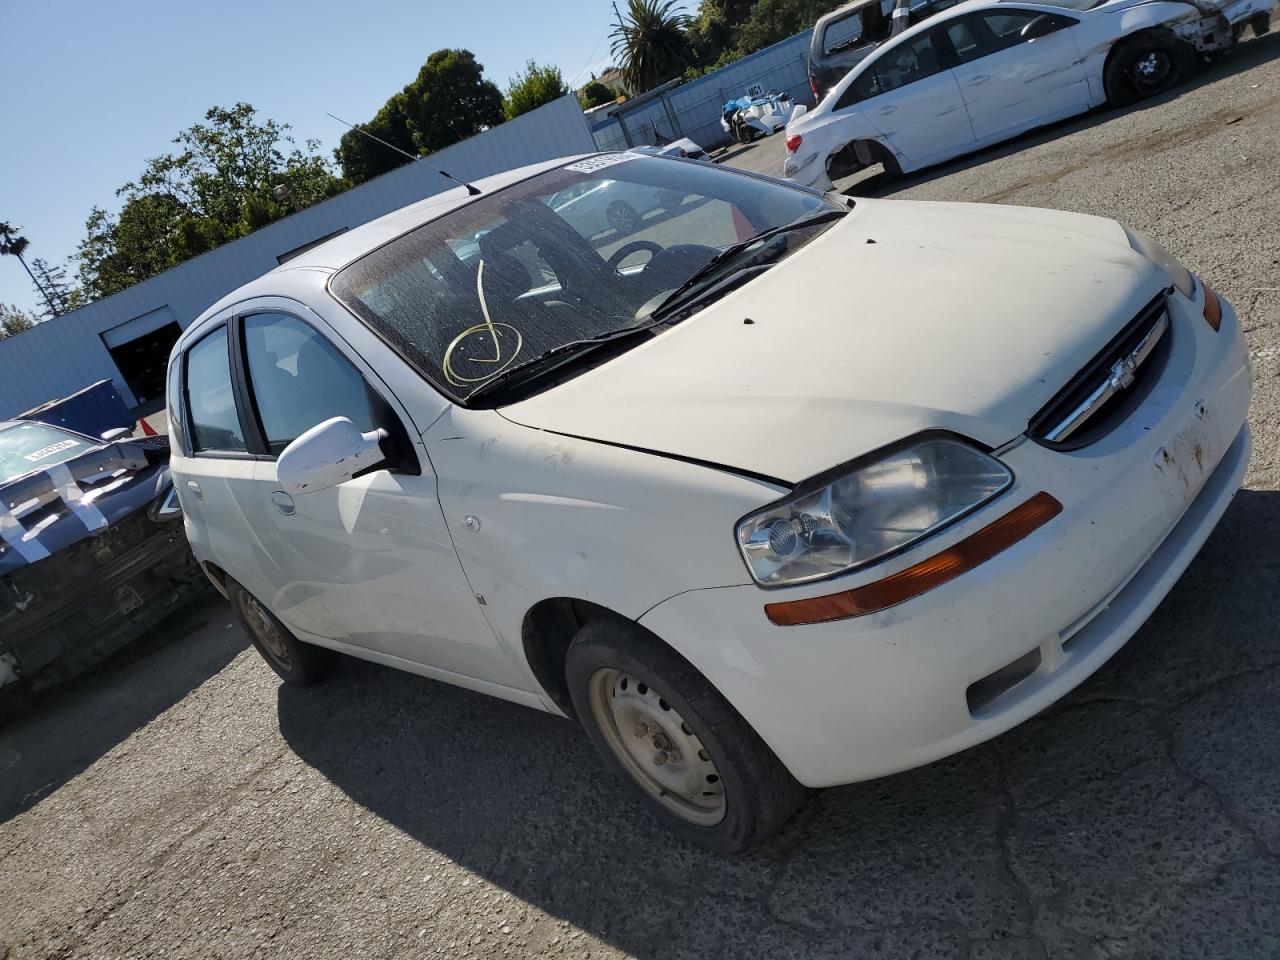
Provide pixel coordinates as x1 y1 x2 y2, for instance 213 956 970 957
1202 285 1222 332
764 492 1064 627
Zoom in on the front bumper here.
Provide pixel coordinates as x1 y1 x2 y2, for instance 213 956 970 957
640 288 1252 788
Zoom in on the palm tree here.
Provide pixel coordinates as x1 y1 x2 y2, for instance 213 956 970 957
610 0 693 94
0 221 58 319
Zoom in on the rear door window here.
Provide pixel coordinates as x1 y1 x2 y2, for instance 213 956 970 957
184 327 247 454
841 31 946 105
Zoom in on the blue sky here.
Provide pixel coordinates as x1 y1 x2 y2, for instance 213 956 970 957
0 0 636 313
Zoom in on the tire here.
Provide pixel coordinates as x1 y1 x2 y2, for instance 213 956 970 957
874 140 903 180
606 200 643 236
565 618 811 853
1105 33 1195 107
227 579 338 686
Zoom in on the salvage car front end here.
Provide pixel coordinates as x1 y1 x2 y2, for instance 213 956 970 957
0 422 206 695
487 197 1251 789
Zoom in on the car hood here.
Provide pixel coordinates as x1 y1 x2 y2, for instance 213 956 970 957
500 199 1169 484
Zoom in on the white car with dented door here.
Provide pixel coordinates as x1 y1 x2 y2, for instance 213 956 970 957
784 0 1276 189
170 154 1251 851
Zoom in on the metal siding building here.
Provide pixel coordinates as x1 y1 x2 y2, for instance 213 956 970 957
0 96 595 418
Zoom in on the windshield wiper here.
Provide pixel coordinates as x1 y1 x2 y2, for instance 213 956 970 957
646 207 847 321
464 318 669 403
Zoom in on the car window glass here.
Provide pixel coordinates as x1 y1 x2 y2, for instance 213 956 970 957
167 356 187 453
822 11 864 54
0 422 90 484
185 327 246 454
844 31 943 104
242 313 375 454
945 18 987 63
331 156 836 402
983 10 1042 47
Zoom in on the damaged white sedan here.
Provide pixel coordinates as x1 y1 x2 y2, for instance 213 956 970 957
170 154 1251 852
784 0 1275 188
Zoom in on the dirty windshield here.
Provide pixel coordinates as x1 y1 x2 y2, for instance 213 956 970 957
331 154 841 401
0 421 92 485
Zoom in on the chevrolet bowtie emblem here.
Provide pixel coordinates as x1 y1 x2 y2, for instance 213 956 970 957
1108 354 1139 391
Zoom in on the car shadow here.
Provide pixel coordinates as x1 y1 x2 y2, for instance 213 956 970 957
842 31 1280 200
277 486 1280 955
0 594 246 823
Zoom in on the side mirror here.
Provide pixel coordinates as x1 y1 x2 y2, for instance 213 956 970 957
277 417 387 496
101 427 131 442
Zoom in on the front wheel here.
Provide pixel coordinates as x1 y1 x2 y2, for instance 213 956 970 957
566 619 810 853
1105 34 1195 107
227 579 338 686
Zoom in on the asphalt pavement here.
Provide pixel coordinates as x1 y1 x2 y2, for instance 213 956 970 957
2 34 1279 960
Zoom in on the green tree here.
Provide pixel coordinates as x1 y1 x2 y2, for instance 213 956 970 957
336 49 506 186
335 98 417 185
688 0 847 66
611 0 694 94
28 258 82 319
1 221 62 319
0 302 37 340
400 49 506 155
76 104 343 300
578 77 617 110
505 60 570 119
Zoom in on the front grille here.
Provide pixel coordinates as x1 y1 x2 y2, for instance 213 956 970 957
1029 293 1172 450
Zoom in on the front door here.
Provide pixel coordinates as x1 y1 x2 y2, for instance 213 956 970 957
942 9 1089 143
233 307 527 690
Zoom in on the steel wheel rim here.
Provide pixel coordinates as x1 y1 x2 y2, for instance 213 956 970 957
239 593 292 670
1131 49 1172 90
587 667 726 826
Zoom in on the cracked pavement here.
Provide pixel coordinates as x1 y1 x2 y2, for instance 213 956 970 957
3 34 1280 960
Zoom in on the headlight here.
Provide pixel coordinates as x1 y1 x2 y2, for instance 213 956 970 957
1124 227 1195 299
735 437 1012 586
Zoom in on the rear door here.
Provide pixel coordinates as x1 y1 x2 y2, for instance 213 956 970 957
836 28 975 168
941 9 1088 143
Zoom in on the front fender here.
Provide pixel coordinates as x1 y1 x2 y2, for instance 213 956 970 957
423 406 787 684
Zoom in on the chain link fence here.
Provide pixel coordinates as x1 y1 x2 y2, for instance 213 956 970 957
590 30 814 154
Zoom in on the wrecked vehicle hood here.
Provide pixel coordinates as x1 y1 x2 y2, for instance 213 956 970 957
500 199 1169 484
0 435 172 573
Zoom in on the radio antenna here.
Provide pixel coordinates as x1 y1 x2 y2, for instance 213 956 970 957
327 112 481 196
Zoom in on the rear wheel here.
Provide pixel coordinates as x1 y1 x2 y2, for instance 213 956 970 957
566 618 811 853
227 579 338 686
1105 34 1195 107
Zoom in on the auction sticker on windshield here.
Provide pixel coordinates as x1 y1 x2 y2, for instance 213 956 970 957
24 439 80 462
564 154 637 174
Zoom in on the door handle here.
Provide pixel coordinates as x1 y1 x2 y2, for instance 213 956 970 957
272 491 296 516
968 74 991 86
877 104 898 115
186 480 203 500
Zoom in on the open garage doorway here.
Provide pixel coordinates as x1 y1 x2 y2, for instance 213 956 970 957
102 310 182 412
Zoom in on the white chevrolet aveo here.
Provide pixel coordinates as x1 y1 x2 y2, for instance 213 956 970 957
169 154 1251 852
